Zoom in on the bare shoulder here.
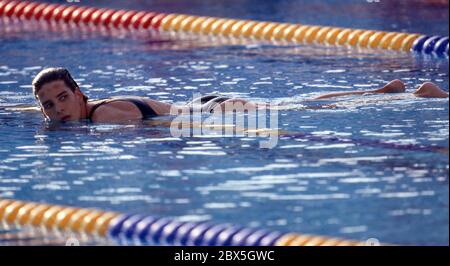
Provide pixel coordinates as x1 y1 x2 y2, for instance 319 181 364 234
91 101 142 122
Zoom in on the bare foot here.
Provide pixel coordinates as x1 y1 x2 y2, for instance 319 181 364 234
374 79 406 93
413 82 449 98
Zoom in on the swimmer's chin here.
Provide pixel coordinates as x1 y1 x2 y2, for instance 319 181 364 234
59 115 73 122
46 116 87 123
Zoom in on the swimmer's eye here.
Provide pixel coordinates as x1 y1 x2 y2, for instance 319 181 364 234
43 102 53 109
58 95 67 101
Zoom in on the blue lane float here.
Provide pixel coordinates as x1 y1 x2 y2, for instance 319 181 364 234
433 37 449 55
413 35 431 52
412 35 449 56
423 36 443 54
105 213 288 246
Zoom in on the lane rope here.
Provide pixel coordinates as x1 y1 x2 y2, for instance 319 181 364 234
0 198 370 246
0 0 448 56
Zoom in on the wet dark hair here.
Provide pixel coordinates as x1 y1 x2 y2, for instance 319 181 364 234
32 67 88 102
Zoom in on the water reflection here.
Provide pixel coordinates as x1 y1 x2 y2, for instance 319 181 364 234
0 11 448 244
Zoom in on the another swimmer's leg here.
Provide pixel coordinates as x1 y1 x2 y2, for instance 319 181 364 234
313 79 405 100
413 82 449 98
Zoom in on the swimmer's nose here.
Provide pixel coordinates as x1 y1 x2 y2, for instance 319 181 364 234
55 104 64 114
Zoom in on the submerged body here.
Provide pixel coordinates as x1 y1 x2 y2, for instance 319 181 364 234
31 68 449 123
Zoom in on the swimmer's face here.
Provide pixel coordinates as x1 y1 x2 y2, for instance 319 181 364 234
35 80 85 122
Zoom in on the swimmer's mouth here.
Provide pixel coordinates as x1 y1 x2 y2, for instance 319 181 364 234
61 115 71 121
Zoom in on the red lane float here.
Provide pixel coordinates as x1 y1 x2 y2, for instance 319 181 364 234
0 0 169 30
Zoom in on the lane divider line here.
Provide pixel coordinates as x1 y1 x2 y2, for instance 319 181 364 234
0 0 448 56
0 198 370 246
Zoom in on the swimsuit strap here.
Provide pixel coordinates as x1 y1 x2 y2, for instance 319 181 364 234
123 97 158 118
88 97 158 120
188 94 233 113
191 94 222 105
88 99 114 120
202 95 232 113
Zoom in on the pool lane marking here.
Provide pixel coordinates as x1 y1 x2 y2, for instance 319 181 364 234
0 198 371 246
0 0 448 56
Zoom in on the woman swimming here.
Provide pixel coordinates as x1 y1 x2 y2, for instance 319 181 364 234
31 67 449 123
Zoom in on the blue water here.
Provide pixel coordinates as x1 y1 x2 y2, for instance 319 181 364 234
0 0 449 245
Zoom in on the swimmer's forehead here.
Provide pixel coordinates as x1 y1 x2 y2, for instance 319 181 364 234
36 80 72 101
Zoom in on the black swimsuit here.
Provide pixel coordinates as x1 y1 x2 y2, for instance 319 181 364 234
189 94 232 113
88 97 158 121
88 95 233 121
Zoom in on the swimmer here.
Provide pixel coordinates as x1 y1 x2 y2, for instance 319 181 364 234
31 67 449 123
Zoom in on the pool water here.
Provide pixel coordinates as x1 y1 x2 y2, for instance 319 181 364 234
0 0 448 245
